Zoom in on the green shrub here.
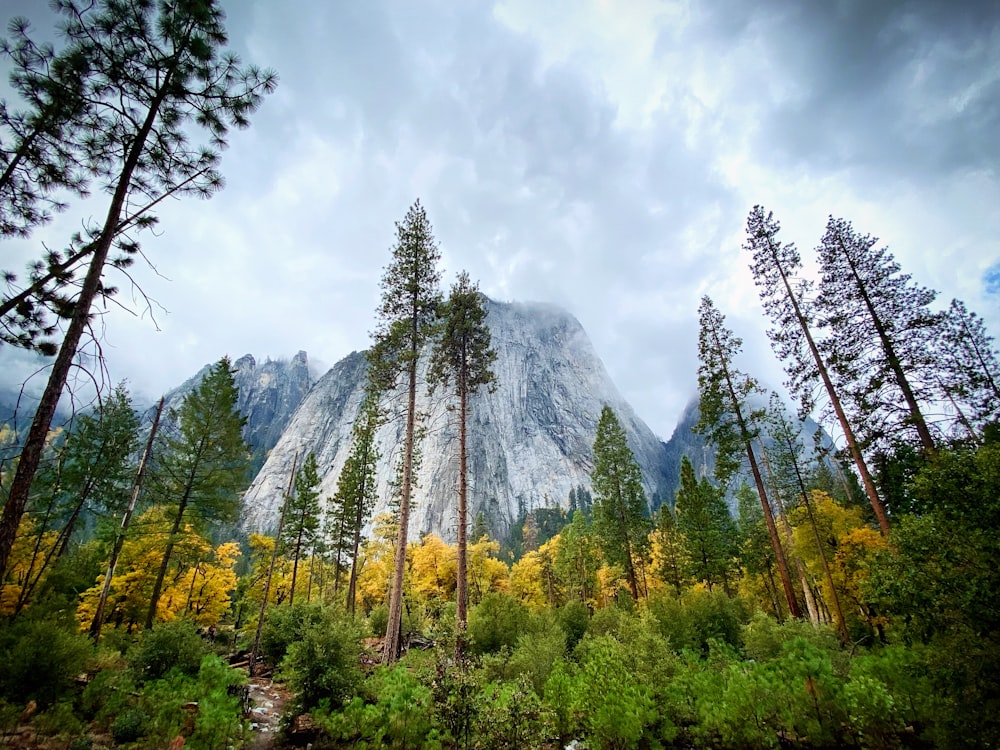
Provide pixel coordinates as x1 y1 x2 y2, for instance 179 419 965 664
647 588 748 653
111 707 149 743
585 604 636 639
315 667 443 749
742 609 841 663
368 604 389 638
508 620 566 695
80 668 134 724
33 701 83 737
557 600 589 650
0 619 91 707
128 619 208 681
281 609 364 710
573 635 656 749
467 592 530 655
259 601 329 666
474 677 551 750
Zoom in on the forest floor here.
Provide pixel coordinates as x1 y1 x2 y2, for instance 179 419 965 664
247 675 293 750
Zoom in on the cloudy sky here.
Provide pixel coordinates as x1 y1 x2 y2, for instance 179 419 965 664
2 0 998 440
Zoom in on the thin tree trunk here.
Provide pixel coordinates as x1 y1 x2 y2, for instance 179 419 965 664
145 493 189 629
346 441 370 615
456 373 469 655
765 238 889 533
91 397 163 641
0 78 173 580
837 235 936 452
249 452 297 676
717 360 801 617
289 523 304 606
383 341 418 664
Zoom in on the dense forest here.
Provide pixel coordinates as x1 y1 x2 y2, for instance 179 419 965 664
2 1 1000 750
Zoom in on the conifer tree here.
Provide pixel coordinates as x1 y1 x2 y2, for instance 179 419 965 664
429 271 496 642
331 389 381 615
0 0 275 581
590 406 649 602
763 394 849 640
0 15 91 241
554 510 599 605
744 206 889 533
651 503 690 597
144 357 250 629
937 298 1000 435
695 295 801 616
816 216 938 453
674 456 737 593
282 452 321 606
368 199 442 663
14 383 139 613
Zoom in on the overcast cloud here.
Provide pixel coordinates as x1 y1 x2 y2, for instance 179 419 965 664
2 0 998 440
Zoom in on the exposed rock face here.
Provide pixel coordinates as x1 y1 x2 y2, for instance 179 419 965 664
241 299 671 541
155 351 313 469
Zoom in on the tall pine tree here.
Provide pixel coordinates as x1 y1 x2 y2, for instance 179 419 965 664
282 452 321 606
428 271 496 644
367 199 442 663
816 216 938 453
590 406 650 602
937 298 1000 436
144 357 250 629
744 205 889 533
332 388 382 615
695 295 801 617
0 0 275 581
674 456 737 594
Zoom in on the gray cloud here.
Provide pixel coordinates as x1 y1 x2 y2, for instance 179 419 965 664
1 0 997 442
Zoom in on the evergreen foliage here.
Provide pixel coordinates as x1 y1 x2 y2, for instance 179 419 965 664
0 0 275 585
368 199 442 663
144 357 250 629
673 456 737 593
816 216 939 452
429 270 496 644
282 452 321 605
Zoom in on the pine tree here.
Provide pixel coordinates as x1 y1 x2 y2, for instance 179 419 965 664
0 0 275 581
554 510 599 605
695 295 801 616
13 383 139 613
282 452 321 606
762 394 849 640
673 456 737 593
590 406 650 602
367 199 442 663
0 14 91 241
651 502 690 597
937 298 1000 436
744 206 889 533
428 271 496 643
331 389 381 615
816 216 939 453
144 357 250 628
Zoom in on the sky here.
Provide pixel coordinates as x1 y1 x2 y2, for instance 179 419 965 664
2 0 999 441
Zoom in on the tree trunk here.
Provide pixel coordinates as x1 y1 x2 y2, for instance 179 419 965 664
456 373 469 656
768 240 889 534
91 397 163 641
249 452 297 676
838 235 936 453
383 349 418 664
0 80 172 581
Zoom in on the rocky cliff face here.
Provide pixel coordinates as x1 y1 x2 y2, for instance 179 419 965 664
240 299 671 541
155 351 313 470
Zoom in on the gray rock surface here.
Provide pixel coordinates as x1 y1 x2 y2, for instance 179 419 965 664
240 299 671 541
153 351 313 471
